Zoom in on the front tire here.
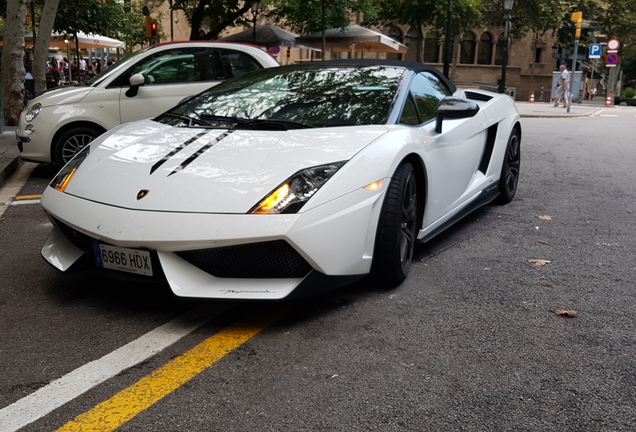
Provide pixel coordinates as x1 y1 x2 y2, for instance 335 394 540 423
371 161 419 287
54 127 102 167
494 128 520 205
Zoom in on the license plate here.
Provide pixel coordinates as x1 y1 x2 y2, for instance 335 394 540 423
93 244 153 276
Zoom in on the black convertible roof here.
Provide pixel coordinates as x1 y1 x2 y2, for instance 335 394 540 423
292 59 457 94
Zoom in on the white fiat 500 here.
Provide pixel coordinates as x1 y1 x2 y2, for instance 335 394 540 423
41 60 521 300
17 41 279 166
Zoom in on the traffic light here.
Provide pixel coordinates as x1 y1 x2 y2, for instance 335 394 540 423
145 16 152 38
151 21 158 38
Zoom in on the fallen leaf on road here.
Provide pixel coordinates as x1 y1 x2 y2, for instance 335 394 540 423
538 241 551 246
554 310 578 318
538 215 553 220
528 259 552 266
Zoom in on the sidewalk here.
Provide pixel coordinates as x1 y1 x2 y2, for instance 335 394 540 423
0 100 611 190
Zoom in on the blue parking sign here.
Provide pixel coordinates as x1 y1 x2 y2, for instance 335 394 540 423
589 43 602 59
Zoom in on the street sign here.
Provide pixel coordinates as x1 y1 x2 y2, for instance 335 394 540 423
606 53 619 67
589 44 602 59
607 39 620 51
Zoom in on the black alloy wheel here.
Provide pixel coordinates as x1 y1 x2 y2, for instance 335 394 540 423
371 161 419 287
495 128 520 205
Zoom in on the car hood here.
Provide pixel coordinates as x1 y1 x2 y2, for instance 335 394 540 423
63 119 389 213
32 86 93 107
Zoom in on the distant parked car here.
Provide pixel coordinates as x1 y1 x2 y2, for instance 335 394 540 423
17 41 279 166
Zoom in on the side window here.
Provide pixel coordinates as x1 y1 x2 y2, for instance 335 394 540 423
399 94 420 125
145 55 195 84
408 72 452 124
219 49 264 78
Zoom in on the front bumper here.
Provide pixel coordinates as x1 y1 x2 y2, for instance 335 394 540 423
41 185 385 299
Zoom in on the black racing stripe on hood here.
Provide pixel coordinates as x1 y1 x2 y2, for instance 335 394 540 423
168 129 236 177
150 130 209 175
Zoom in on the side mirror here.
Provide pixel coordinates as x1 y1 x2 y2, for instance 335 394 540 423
435 97 480 133
125 73 146 98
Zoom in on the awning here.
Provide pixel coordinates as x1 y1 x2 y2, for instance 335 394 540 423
296 25 408 54
0 30 124 49
219 25 301 48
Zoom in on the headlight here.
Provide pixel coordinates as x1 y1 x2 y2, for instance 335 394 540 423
50 146 91 193
250 161 346 214
25 103 42 122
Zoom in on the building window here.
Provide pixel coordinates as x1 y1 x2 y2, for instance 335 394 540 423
534 47 543 63
460 31 476 64
478 32 493 64
405 27 421 62
386 26 402 60
495 33 505 65
423 30 440 63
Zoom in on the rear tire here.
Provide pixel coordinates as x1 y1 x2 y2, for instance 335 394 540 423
54 127 102 167
494 128 520 205
371 161 419 287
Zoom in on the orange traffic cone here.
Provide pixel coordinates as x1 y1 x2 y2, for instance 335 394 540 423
606 94 612 107
530 91 535 103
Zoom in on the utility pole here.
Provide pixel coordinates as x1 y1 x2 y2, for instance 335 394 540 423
567 11 582 113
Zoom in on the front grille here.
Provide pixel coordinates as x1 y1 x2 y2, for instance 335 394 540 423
176 240 313 279
53 218 94 251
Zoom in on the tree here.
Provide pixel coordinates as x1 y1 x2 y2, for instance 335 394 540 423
266 0 379 34
171 0 256 40
32 0 62 96
1 0 28 126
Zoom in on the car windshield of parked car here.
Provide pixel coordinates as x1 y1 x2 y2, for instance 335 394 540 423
85 47 154 87
161 65 404 128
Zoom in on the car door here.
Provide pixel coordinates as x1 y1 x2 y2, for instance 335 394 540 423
401 71 487 227
115 47 265 124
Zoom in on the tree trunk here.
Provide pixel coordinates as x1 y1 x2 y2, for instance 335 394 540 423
1 0 28 126
33 0 61 96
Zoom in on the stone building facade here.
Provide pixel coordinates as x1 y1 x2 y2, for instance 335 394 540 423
381 24 559 101
153 4 558 102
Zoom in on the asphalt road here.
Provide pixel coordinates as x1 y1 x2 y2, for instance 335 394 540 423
1 107 636 431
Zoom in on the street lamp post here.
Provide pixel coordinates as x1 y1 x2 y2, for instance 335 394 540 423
498 0 514 94
251 0 260 44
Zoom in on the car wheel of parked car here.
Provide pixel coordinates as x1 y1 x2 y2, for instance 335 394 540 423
494 128 520 205
54 127 102 167
371 161 419 287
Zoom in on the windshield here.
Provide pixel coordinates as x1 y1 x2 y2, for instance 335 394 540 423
162 65 404 128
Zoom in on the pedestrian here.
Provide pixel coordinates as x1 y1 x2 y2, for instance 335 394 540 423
553 64 569 108
79 57 87 75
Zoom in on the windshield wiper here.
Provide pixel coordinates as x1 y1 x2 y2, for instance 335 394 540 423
244 118 316 130
158 112 216 127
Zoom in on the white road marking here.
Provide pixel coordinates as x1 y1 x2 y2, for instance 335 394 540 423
600 114 619 117
10 199 40 205
0 304 230 432
0 163 37 219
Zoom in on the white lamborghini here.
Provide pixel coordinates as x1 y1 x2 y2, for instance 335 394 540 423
41 60 521 300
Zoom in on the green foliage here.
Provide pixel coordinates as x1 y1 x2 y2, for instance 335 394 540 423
622 87 635 99
264 0 380 35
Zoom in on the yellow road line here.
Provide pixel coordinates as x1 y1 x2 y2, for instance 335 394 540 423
15 194 43 200
56 312 283 432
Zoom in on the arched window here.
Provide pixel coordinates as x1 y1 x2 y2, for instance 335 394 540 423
495 33 506 65
460 31 476 64
386 26 403 60
423 30 440 63
405 27 421 62
478 32 493 64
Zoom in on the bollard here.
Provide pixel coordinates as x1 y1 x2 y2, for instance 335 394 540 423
530 91 535 103
605 95 612 107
